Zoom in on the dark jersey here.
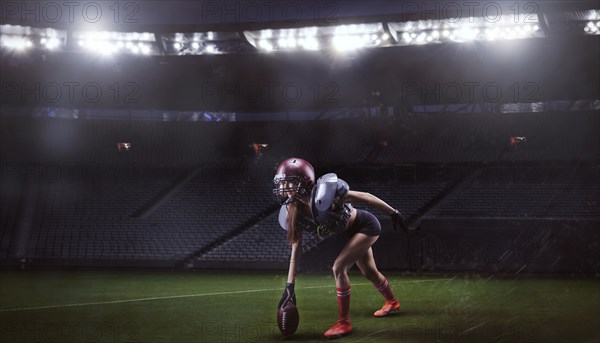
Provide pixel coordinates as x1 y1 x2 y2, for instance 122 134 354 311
278 204 317 234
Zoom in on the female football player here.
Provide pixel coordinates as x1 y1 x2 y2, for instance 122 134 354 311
273 157 408 338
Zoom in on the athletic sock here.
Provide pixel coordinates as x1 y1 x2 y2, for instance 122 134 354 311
374 278 396 302
336 287 351 322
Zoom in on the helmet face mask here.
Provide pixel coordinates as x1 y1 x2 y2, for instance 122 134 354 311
273 158 315 205
273 176 305 205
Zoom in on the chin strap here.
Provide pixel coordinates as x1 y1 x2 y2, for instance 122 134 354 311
282 195 300 206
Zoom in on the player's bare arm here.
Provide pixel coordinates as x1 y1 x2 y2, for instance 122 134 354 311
287 238 302 284
346 191 409 232
345 190 396 214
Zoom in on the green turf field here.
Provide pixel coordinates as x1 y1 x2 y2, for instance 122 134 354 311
0 270 598 343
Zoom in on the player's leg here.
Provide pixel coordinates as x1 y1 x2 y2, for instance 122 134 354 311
333 233 378 288
355 247 384 284
324 233 377 338
356 248 400 317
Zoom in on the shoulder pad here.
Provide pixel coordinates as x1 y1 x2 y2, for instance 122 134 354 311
278 205 288 231
336 178 349 199
311 173 339 212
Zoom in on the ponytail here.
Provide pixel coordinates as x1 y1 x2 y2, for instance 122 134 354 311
286 202 301 244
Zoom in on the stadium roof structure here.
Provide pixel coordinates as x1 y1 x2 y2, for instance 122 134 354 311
1 1 598 116
1 1 598 56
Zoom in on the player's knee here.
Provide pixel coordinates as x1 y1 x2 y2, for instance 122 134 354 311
332 261 348 278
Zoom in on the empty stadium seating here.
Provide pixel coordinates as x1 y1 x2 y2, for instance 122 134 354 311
433 165 600 219
0 111 598 266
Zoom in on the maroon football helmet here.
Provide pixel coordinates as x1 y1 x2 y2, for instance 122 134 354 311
273 158 315 205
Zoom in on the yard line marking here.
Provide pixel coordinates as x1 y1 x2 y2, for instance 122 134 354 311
460 322 487 335
355 328 388 342
0 278 451 312
301 278 451 290
353 318 374 326
367 329 388 336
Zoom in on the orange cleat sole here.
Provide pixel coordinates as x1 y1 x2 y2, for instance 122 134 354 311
324 321 352 338
374 300 400 317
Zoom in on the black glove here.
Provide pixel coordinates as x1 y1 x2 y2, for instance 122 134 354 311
278 283 296 309
390 209 409 232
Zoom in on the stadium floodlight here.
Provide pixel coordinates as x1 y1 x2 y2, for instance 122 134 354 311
1 35 32 50
205 44 217 54
578 10 600 35
244 23 390 53
74 30 157 56
161 31 254 55
41 37 60 50
584 20 600 35
539 9 599 36
0 25 66 52
388 14 543 46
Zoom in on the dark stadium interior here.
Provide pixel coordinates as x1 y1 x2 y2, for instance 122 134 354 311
1 112 598 272
0 1 599 342
1 0 598 271
1 3 600 269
